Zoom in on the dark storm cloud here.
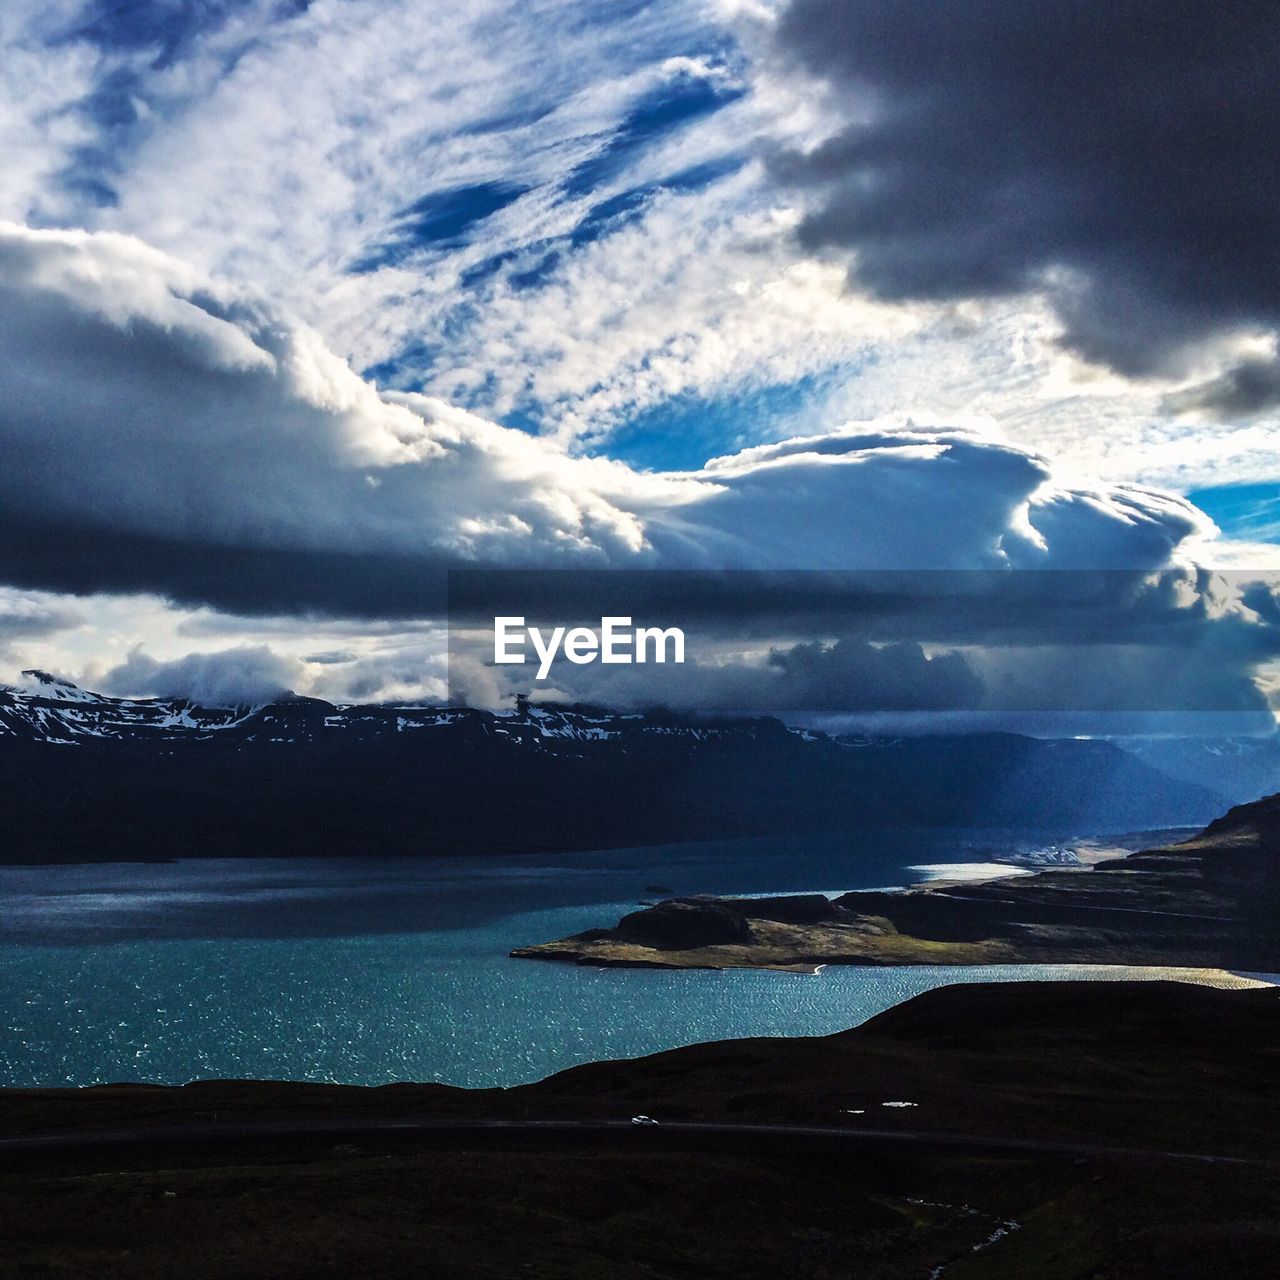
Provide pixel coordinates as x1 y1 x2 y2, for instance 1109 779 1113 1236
445 567 1280 717
1163 356 1280 418
474 634 986 716
0 519 454 620
771 0 1280 379
447 568 1278 656
765 637 980 711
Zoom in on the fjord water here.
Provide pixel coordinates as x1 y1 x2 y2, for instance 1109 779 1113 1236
0 829 1211 1088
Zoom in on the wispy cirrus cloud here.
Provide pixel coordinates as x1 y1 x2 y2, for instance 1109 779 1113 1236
3 0 1276 492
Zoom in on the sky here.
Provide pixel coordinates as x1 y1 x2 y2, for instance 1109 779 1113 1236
1 0 1279 723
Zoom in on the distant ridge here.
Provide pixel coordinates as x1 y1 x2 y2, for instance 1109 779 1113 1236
0 677 1227 864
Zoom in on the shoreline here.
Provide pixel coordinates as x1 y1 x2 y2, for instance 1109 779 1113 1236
510 813 1280 973
0 824 1200 873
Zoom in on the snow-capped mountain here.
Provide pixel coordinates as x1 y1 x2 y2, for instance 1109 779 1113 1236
0 670 780 749
0 670 260 742
0 671 1229 864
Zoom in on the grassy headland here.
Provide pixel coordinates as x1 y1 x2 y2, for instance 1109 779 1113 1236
512 794 1280 972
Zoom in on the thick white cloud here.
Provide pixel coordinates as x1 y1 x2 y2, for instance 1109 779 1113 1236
98 644 304 706
679 427 1211 569
0 222 676 586
0 221 1217 619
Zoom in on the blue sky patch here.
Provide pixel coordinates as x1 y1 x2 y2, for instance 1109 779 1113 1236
561 72 744 202
65 0 252 64
1188 483 1280 544
593 375 837 472
351 181 531 272
568 155 746 249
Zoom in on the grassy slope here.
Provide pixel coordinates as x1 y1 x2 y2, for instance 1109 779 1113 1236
2 981 1279 1279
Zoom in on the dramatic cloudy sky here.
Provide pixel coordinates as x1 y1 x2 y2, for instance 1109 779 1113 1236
1 0 1278 720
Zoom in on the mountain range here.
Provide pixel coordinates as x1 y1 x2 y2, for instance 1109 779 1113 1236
0 669 1234 863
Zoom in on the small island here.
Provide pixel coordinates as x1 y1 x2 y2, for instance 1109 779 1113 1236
512 793 1280 973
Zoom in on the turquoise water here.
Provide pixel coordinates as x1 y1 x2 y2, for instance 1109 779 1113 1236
0 829 1228 1089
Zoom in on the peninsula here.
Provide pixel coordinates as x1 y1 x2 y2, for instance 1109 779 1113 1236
511 793 1280 972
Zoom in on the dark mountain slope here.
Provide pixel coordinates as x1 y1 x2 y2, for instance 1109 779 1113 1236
0 672 1225 863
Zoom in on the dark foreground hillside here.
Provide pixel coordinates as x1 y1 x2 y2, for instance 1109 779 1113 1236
2 981 1278 1278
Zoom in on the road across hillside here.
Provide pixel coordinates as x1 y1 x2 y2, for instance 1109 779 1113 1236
0 1115 1268 1166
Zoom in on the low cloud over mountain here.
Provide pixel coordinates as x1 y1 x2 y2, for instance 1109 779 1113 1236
97 645 304 707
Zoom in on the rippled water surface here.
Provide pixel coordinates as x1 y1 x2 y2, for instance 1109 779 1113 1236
0 828 1230 1088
